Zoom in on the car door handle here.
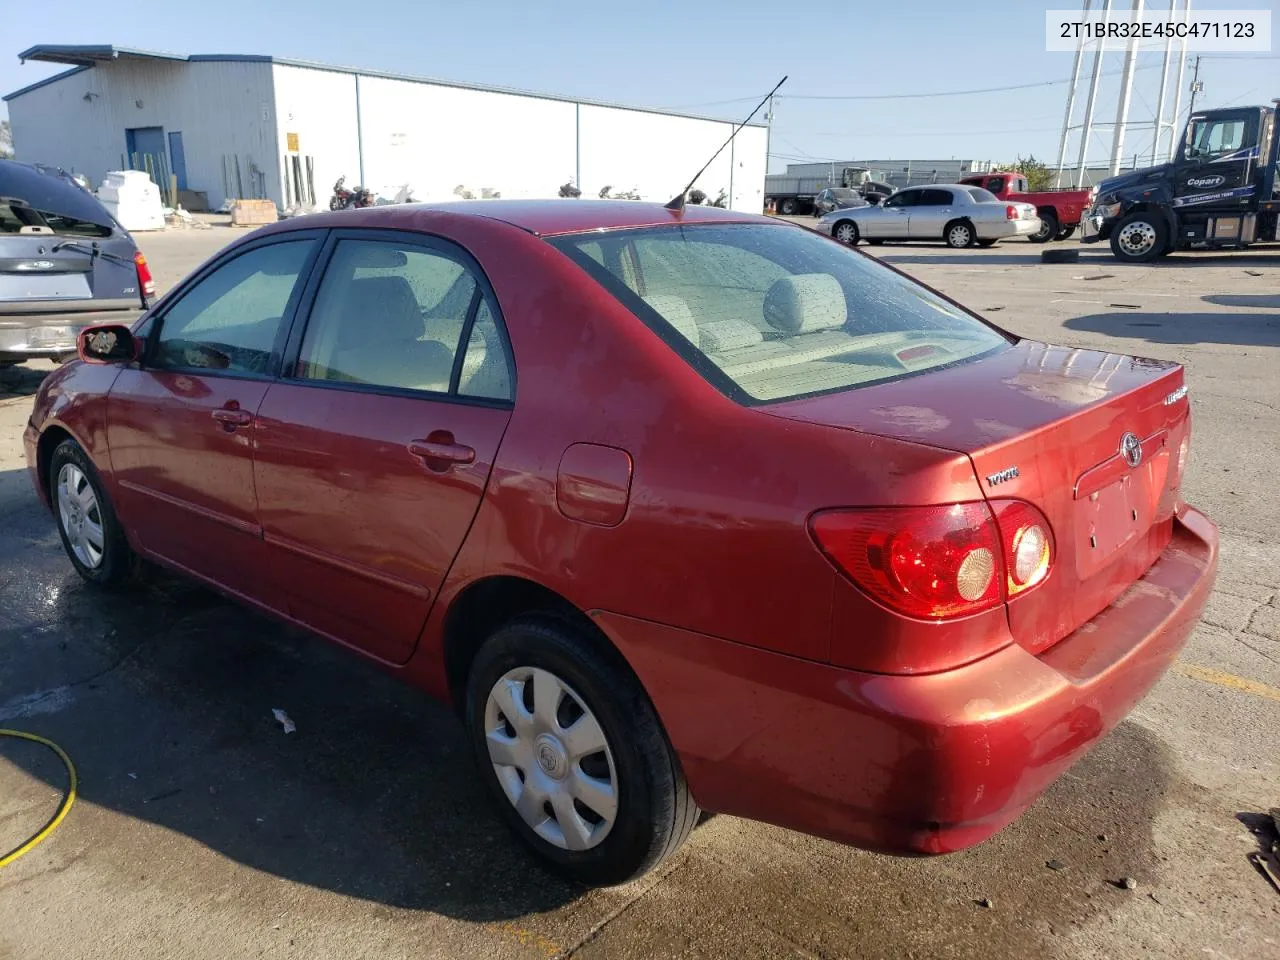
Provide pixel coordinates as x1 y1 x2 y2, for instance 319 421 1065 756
408 436 476 467
211 407 252 427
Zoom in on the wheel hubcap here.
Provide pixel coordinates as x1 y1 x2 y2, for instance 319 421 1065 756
1118 221 1156 256
836 224 855 243
484 666 618 851
56 463 105 570
949 225 970 246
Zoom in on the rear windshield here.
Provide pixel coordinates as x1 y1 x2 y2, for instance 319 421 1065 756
549 223 1009 403
0 200 113 238
965 187 997 203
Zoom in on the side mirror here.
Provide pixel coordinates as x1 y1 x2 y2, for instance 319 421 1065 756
78 324 141 364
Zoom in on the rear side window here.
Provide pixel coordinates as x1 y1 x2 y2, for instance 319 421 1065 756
918 189 953 206
153 240 315 375
0 201 112 238
296 239 512 400
549 224 1009 403
966 187 997 203
987 178 1006 193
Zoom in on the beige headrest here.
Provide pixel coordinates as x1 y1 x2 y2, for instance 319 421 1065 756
643 295 700 346
764 274 847 334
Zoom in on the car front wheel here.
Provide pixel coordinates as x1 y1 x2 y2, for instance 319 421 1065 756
465 616 698 886
833 221 859 245
50 438 137 586
1109 212 1167 263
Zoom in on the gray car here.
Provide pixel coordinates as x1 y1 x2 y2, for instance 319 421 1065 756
1 161 152 365
811 187 868 216
815 184 1040 248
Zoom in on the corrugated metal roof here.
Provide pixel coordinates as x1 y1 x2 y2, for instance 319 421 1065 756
8 44 766 127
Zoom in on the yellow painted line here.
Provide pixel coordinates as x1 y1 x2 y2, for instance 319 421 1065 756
1173 662 1280 702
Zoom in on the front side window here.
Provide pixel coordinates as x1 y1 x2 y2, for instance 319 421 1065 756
296 239 511 399
153 239 315 375
1185 117 1249 160
883 192 916 209
550 224 1009 403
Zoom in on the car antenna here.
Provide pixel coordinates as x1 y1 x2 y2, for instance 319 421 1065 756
664 75 787 213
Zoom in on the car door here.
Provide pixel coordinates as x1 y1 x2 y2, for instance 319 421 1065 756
252 232 515 665
1173 109 1262 216
107 233 322 596
872 191 914 237
907 188 955 239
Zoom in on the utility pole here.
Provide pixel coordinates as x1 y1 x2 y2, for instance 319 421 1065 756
1187 55 1203 117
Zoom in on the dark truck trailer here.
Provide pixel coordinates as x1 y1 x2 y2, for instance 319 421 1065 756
1082 102 1280 262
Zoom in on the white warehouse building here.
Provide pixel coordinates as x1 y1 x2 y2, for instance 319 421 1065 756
4 44 768 213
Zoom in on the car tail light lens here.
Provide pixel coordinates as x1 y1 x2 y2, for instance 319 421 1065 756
990 500 1054 596
1006 204 1019 220
134 251 156 299
810 504 1003 619
810 500 1054 619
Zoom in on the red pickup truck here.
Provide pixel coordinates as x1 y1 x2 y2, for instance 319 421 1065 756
958 172 1091 243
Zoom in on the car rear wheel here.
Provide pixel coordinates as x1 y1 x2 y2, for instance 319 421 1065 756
1029 211 1058 243
1109 212 1167 263
944 220 975 248
49 439 137 586
833 221 859 245
465 616 698 886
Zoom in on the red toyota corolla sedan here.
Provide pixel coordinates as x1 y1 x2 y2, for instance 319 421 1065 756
24 201 1217 885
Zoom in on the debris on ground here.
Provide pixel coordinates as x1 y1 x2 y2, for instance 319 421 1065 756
1072 274 1115 281
975 897 994 909
1046 859 1066 871
142 787 182 805
1109 303 1142 309
271 708 296 734
1119 877 1138 890
983 306 1005 312
1245 270 1264 277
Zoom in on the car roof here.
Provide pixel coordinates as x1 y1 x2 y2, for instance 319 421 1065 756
265 200 774 238
0 159 116 228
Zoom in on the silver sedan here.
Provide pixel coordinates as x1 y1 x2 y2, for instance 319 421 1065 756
815 185 1040 248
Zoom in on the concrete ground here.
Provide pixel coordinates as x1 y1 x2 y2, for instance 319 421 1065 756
1 222 1278 960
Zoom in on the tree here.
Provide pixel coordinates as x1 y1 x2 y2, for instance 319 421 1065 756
999 154 1053 191
0 120 13 159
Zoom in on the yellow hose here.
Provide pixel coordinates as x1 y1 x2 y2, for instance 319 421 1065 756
0 729 77 868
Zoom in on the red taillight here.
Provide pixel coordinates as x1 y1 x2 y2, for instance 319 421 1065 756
134 251 156 299
1005 204 1019 220
989 500 1053 597
810 500 1054 620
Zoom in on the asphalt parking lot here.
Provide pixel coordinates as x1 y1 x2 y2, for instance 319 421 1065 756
2 222 1278 960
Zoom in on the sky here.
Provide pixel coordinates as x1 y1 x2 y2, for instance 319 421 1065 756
1 0 1275 173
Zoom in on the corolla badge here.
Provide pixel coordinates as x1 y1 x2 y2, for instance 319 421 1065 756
1120 432 1143 468
1186 175 1225 189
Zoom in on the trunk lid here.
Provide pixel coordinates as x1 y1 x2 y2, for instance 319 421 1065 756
763 340 1190 654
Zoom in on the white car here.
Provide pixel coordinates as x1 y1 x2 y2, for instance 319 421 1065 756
816 185 1040 248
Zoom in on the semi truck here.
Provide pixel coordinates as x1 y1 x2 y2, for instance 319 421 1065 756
765 167 893 215
1082 101 1280 262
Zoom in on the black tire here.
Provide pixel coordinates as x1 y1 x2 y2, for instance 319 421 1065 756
1109 212 1168 263
1040 248 1080 264
866 238 884 246
465 616 698 886
779 198 798 215
944 219 975 248
48 438 137 587
976 238 998 248
1055 225 1077 241
1029 210 1058 244
832 220 859 245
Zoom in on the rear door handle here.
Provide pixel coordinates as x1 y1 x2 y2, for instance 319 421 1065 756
409 435 476 467
211 407 252 427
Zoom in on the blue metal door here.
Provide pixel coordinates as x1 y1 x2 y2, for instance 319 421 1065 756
167 132 188 190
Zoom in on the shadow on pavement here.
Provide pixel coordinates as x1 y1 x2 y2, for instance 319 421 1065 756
1203 293 1280 310
0 362 54 400
1063 310 1280 347
0 465 1190 953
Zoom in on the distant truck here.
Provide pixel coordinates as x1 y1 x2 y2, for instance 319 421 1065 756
958 171 1090 243
765 166 894 215
1082 102 1279 262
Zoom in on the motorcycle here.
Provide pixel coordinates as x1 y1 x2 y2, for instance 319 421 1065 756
329 177 376 210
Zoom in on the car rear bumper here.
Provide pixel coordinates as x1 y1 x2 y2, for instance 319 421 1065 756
597 503 1217 854
0 305 143 356
979 219 1039 240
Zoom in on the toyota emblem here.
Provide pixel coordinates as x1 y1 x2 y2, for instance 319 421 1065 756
1119 432 1143 468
